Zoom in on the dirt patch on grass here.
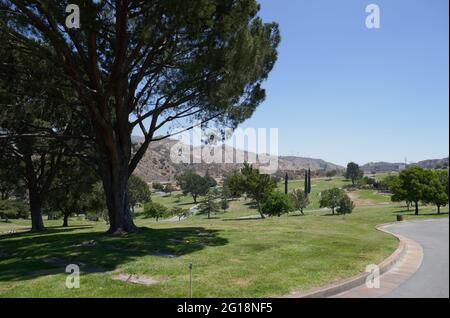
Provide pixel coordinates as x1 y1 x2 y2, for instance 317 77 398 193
113 273 163 286
346 191 375 206
230 277 252 287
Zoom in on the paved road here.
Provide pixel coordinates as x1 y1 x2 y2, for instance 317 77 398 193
382 218 449 298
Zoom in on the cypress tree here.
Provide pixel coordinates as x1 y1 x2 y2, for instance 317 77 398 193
284 173 289 195
307 168 312 194
304 171 308 194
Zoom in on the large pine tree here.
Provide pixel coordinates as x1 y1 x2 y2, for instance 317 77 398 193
1 0 280 234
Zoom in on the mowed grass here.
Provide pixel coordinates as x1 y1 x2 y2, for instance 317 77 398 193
150 191 199 210
1 195 447 297
279 175 400 208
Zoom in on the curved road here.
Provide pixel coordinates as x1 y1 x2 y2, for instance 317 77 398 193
381 218 449 298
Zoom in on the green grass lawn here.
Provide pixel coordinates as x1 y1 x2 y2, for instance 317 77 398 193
1 197 447 297
151 191 199 210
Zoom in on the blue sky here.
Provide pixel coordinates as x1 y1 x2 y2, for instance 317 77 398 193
134 0 449 166
237 0 448 166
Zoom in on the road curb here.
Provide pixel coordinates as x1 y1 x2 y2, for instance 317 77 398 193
286 221 410 298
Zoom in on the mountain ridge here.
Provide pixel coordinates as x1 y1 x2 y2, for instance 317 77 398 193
131 136 448 183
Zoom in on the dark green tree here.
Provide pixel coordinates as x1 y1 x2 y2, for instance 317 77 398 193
220 197 230 212
144 202 169 222
345 162 363 186
1 0 280 234
83 182 108 222
198 188 221 219
0 29 90 231
423 170 448 214
284 173 288 195
336 194 355 215
307 168 312 194
239 163 277 219
223 173 245 199
319 188 345 215
261 191 294 217
290 189 310 215
391 167 429 215
45 159 98 227
304 170 308 194
176 171 210 203
0 199 29 220
204 171 217 188
128 175 151 215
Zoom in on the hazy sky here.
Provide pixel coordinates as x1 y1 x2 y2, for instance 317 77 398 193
237 0 448 166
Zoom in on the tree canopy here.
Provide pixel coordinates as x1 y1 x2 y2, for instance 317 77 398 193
176 171 211 203
345 162 363 186
239 163 277 219
319 188 346 215
290 189 309 215
390 167 430 215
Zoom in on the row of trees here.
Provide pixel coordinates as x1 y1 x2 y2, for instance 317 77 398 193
388 167 448 215
0 170 152 227
221 163 354 218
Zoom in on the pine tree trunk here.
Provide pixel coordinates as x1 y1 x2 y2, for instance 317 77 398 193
63 213 69 227
101 161 137 235
29 192 44 231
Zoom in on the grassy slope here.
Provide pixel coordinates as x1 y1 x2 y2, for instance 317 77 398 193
0 176 447 297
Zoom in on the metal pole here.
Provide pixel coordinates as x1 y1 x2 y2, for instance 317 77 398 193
189 263 193 298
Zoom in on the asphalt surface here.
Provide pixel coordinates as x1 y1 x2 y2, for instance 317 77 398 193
382 218 449 298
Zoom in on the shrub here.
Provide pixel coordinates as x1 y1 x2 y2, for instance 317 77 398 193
144 202 169 221
220 198 230 211
261 191 294 217
319 188 346 215
198 188 221 219
290 189 309 215
337 194 355 215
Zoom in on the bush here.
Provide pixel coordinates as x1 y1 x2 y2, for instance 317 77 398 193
220 198 230 211
319 188 346 215
290 189 309 214
337 194 355 215
356 176 376 189
144 202 169 221
261 191 294 217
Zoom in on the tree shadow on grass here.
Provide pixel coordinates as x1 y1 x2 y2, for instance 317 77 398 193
0 226 227 282
392 210 449 216
221 216 263 221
